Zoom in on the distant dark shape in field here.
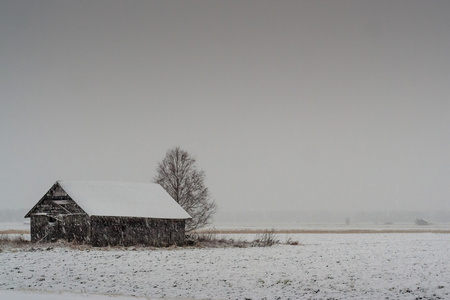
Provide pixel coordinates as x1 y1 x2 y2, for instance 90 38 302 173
24 180 191 246
415 218 429 226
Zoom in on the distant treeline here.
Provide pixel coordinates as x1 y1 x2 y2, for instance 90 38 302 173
215 209 450 224
0 208 28 222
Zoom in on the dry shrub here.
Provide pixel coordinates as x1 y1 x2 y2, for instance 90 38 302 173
252 230 279 247
186 232 252 248
187 229 284 248
285 237 301 246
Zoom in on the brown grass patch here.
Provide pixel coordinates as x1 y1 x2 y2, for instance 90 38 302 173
0 229 30 235
197 228 450 234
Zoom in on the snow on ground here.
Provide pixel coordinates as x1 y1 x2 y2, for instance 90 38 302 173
210 221 450 232
1 233 449 299
0 289 153 300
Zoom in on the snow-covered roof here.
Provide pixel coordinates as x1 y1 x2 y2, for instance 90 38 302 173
57 180 191 219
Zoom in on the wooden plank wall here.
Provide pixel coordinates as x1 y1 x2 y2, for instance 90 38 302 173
90 216 186 247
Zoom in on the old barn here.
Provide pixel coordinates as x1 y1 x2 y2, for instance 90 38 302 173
25 180 191 246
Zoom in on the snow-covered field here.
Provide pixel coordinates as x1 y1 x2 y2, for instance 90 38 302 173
0 290 152 300
209 221 450 232
1 233 449 299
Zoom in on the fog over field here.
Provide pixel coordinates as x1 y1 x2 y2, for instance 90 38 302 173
2 1 450 225
3 3 450 300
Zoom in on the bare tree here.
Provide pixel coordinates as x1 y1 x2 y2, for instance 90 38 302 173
153 147 217 231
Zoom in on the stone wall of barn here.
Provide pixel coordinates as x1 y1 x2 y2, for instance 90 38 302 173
90 216 186 247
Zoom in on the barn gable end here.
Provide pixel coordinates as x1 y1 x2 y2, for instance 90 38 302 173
25 182 89 243
25 182 87 218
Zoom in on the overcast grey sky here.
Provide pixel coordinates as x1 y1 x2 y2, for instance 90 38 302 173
1 0 449 217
